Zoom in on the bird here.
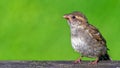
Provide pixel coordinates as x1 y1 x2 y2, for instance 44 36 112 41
63 11 111 64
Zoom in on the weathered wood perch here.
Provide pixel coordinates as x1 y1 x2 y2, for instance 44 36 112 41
0 61 119 68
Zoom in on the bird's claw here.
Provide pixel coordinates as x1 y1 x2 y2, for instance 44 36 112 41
74 59 81 64
88 61 98 65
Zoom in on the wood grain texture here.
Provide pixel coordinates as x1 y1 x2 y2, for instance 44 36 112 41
0 61 119 68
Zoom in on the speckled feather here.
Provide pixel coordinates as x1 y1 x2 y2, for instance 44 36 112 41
64 11 110 61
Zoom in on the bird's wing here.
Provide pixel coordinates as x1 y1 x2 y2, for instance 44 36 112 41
87 24 106 45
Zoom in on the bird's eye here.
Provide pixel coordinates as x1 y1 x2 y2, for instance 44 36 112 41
72 16 76 19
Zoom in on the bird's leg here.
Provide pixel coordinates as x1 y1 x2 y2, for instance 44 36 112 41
89 57 99 65
74 56 82 64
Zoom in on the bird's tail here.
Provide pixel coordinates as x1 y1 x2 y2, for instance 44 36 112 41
99 53 111 61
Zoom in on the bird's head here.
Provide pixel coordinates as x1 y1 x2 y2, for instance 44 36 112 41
63 11 88 27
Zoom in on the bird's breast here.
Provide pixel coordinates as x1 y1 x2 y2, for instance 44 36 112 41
71 28 91 53
71 37 88 51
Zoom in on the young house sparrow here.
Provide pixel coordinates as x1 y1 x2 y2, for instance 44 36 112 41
63 11 111 64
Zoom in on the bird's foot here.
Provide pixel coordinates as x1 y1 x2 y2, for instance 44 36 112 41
88 58 98 65
74 59 81 64
88 61 98 65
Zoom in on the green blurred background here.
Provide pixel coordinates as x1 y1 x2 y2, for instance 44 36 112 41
0 0 120 60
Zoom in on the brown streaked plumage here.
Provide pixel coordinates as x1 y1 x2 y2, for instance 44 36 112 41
63 11 111 64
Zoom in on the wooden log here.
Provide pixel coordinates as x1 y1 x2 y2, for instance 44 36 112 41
0 61 119 68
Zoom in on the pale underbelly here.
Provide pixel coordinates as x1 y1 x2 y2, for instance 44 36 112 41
71 37 106 58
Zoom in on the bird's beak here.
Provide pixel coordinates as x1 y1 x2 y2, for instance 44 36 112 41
63 15 69 20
